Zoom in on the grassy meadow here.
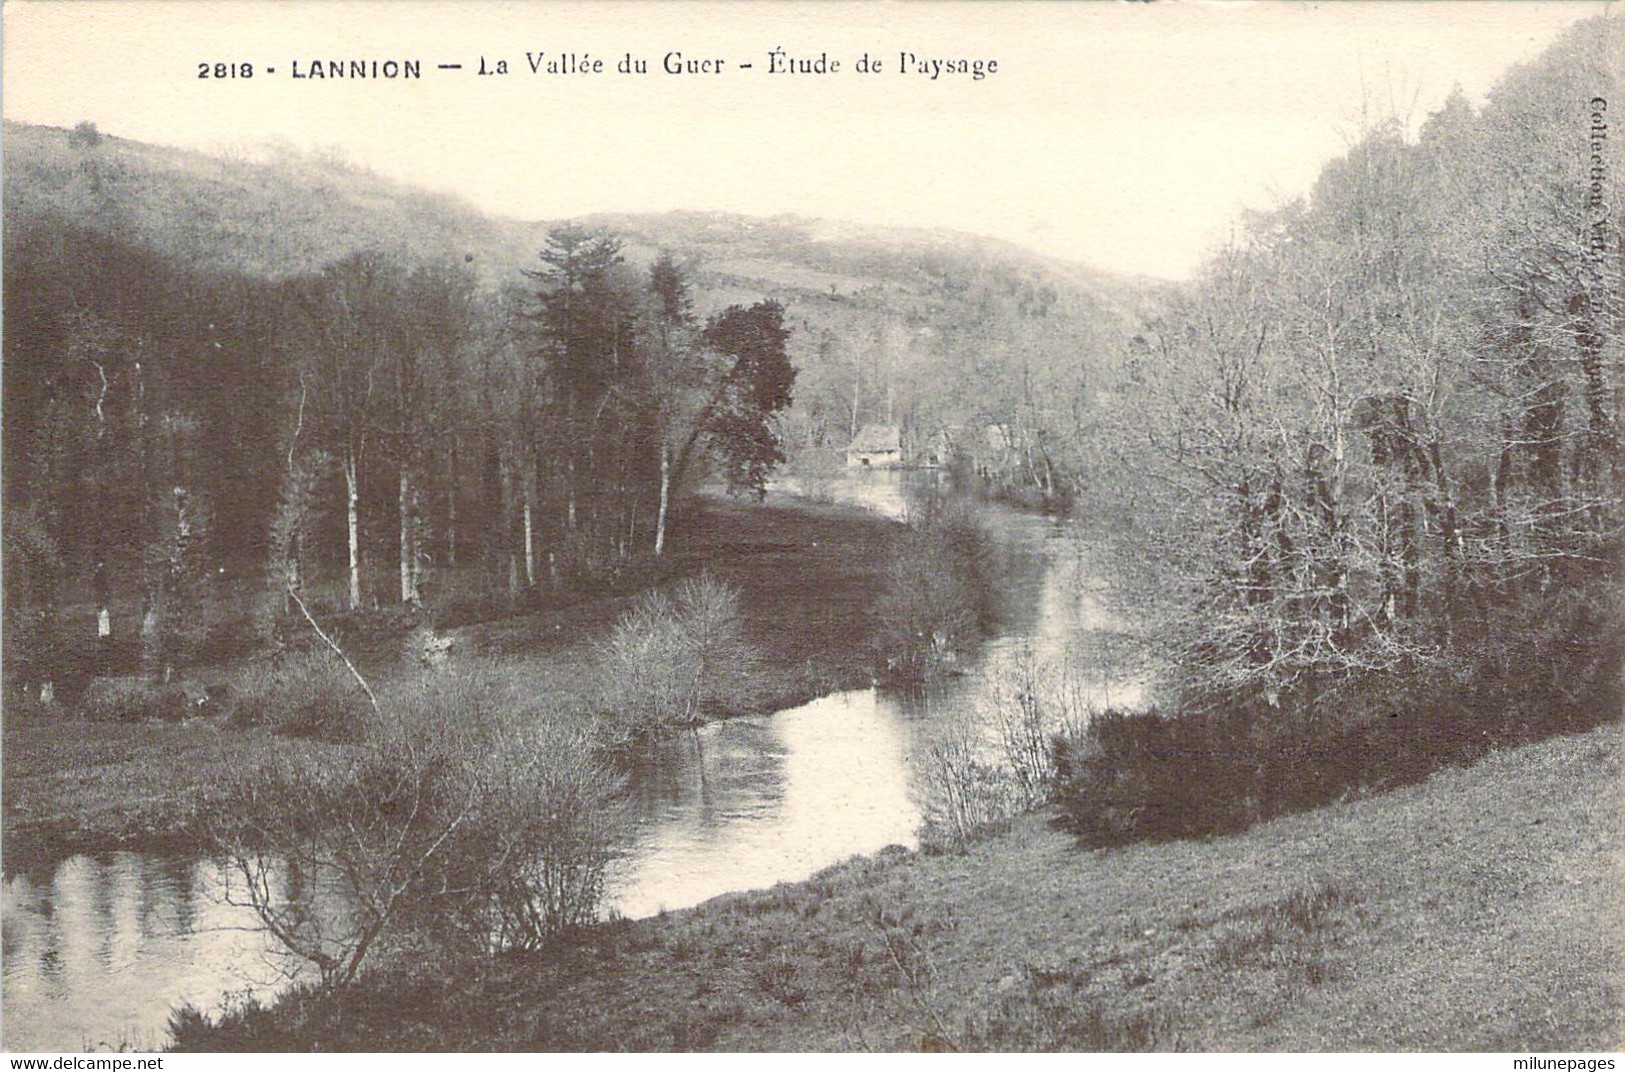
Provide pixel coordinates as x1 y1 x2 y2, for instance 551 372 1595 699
2 494 905 861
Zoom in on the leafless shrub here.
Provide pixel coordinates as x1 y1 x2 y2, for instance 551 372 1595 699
988 647 1094 807
224 648 373 742
598 572 756 736
80 675 194 723
208 669 624 985
914 714 1021 854
469 718 626 950
209 735 468 988
876 501 993 679
915 650 1106 851
864 901 963 1051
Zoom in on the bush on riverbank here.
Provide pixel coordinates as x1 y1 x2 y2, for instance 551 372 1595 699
462 716 625 950
206 672 624 987
1054 583 1625 846
875 501 994 680
915 649 1093 852
597 572 759 736
914 715 1023 853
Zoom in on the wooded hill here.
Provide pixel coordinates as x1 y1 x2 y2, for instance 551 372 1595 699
2 118 1145 695
4 119 1151 470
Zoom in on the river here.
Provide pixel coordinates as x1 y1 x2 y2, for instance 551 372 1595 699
2 471 1143 1051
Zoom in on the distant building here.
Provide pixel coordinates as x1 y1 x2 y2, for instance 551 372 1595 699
846 424 903 468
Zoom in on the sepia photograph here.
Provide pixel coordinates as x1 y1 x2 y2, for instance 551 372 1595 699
1 0 1621 1055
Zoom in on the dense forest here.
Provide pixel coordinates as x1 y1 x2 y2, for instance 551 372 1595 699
1028 16 1624 852
3 202 796 696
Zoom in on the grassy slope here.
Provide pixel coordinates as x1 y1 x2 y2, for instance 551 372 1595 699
193 721 1622 1052
1 122 537 284
2 495 903 859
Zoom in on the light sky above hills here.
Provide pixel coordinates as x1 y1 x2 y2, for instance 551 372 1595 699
2 0 1608 279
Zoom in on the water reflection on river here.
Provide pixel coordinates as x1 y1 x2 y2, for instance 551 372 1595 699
3 471 1145 1050
1 854 292 1051
608 471 1146 918
607 688 922 919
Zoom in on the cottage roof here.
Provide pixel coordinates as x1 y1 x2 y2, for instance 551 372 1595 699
848 424 902 453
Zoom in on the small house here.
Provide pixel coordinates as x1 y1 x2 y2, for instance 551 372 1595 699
846 424 903 469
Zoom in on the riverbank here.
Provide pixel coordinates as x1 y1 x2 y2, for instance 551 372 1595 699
2 494 906 863
176 721 1623 1051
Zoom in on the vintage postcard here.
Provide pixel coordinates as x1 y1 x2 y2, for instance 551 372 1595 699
2 0 1620 1056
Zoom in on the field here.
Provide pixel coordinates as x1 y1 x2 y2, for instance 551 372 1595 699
1 494 905 861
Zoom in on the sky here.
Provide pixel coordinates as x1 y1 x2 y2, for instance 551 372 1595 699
2 0 1610 279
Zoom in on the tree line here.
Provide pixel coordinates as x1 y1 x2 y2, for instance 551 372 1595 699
1083 18 1621 712
4 220 795 694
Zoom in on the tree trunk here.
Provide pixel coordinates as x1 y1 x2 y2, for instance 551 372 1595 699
141 588 161 677
285 530 302 617
566 457 578 530
655 441 671 556
135 359 161 675
1569 292 1615 477
523 493 536 589
94 559 111 639
849 366 862 441
482 435 503 581
624 494 637 560
1428 438 1460 623
1493 413 1515 550
399 468 410 604
446 441 458 570
346 451 361 611
399 466 419 606
500 451 515 594
92 362 112 640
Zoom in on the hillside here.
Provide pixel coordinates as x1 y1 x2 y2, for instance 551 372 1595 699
3 120 1153 460
176 722 1624 1051
2 121 536 284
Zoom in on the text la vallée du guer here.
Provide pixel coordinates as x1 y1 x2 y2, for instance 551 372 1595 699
196 49 999 82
